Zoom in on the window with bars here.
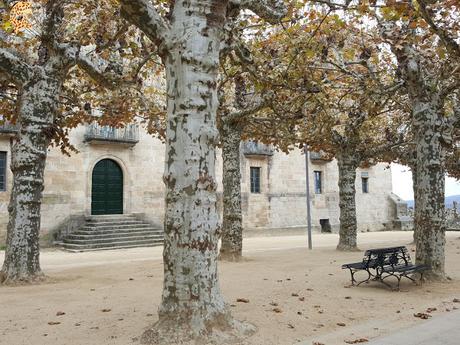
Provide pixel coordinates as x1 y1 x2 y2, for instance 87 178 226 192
0 152 6 191
250 167 261 193
314 171 322 194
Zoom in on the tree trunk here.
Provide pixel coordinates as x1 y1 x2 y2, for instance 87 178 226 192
413 101 446 280
409 162 418 244
141 2 253 343
396 43 447 280
336 154 359 251
0 69 62 284
219 76 246 262
219 119 243 261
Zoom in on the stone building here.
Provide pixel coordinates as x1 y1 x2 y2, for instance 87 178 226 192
0 123 398 245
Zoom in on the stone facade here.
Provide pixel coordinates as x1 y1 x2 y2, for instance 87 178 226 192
0 125 397 244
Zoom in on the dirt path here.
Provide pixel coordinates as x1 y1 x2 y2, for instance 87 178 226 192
1 232 459 345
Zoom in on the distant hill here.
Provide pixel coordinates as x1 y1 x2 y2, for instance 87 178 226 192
406 195 460 209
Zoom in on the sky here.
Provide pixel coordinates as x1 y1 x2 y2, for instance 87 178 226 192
392 164 460 201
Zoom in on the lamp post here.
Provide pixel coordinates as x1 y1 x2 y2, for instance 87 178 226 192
304 144 313 250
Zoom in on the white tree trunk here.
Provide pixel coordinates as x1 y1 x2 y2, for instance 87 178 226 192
390 41 447 280
0 68 62 284
141 1 254 343
219 119 243 261
413 100 446 279
336 153 359 251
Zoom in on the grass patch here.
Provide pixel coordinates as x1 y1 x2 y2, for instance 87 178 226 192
0 244 5 251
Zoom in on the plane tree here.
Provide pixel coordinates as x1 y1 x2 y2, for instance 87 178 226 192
114 1 288 343
0 0 156 284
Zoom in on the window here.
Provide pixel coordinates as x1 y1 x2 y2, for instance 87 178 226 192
314 171 322 194
0 152 6 191
250 167 261 193
362 177 369 193
361 172 369 193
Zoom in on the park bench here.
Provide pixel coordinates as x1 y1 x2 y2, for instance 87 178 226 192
342 246 427 290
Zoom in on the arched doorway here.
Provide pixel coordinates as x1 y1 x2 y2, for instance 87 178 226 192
91 159 123 215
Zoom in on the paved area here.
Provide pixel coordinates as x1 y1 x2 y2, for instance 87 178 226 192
0 231 425 272
367 310 460 345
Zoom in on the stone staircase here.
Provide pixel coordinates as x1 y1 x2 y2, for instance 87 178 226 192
62 214 163 252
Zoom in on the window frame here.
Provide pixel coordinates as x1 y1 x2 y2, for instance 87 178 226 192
0 151 6 192
362 177 369 193
313 170 322 194
250 167 261 194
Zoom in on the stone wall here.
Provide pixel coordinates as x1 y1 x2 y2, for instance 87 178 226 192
240 148 395 233
0 129 397 243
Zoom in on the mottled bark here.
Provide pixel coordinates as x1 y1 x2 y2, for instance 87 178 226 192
219 76 245 262
0 66 63 284
336 153 359 251
139 2 253 344
219 120 243 261
395 45 447 280
410 162 418 244
412 101 446 280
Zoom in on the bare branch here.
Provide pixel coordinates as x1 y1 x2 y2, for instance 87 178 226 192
119 0 171 56
231 0 287 23
0 48 32 85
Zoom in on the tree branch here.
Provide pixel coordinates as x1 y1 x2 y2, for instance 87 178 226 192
224 93 273 123
231 0 287 23
119 0 171 56
0 48 32 85
417 0 460 57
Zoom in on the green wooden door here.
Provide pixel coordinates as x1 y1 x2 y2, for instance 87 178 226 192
91 159 123 215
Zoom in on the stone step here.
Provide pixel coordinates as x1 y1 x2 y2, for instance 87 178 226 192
66 231 164 241
73 228 163 236
82 223 153 230
62 239 164 252
63 234 163 245
61 214 164 252
85 220 148 226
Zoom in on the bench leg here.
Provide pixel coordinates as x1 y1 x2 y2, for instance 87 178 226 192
356 269 372 286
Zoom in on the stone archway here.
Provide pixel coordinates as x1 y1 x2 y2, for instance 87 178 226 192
91 159 123 215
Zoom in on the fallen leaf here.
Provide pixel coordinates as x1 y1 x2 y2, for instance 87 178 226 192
345 338 368 344
101 309 112 313
453 298 460 303
345 296 352 299
337 322 346 327
48 322 61 326
287 323 295 329
414 313 431 319
299 297 305 301
426 307 437 313
291 293 299 297
269 302 278 306
236 298 249 303
56 311 65 316
273 308 282 313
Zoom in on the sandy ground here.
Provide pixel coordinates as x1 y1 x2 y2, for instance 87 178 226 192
1 231 460 345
